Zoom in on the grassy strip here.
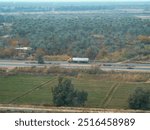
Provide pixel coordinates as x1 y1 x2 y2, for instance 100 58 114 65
8 78 57 104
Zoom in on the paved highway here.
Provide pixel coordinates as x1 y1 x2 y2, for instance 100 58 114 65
0 60 150 72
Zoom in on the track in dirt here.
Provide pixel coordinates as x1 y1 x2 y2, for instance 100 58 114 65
0 104 150 113
102 83 120 108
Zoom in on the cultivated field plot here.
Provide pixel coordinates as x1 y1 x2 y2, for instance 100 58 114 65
0 75 55 104
0 75 150 109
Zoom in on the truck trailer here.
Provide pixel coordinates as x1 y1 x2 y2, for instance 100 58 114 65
68 57 89 63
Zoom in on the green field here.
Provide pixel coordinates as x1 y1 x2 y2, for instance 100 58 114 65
0 75 150 109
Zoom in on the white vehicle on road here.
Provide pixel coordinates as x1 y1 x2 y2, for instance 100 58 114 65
68 57 89 63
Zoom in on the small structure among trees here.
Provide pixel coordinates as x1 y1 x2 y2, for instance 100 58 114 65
52 77 88 107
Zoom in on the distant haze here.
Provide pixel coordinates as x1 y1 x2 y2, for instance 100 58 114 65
0 0 149 2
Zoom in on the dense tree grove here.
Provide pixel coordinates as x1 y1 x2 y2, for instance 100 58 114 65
0 2 150 61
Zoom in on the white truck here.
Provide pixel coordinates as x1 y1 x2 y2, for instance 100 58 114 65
68 57 89 63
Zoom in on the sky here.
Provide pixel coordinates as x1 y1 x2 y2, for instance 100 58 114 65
0 0 149 2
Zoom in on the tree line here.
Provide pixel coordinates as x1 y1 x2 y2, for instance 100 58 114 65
0 5 150 61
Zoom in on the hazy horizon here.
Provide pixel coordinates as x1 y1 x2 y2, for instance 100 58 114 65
0 0 150 2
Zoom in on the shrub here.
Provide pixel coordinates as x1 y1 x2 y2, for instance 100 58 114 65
128 87 150 110
52 77 88 107
37 55 44 64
